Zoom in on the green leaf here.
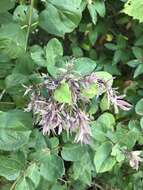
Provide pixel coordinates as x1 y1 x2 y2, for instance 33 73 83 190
50 137 59 149
133 64 143 78
0 153 25 181
91 123 107 142
123 0 143 23
51 183 66 190
39 0 82 37
53 81 72 104
132 47 143 59
104 43 117 51
88 0 105 25
94 141 115 173
13 53 34 75
135 99 143 116
82 83 98 99
74 57 96 76
5 73 29 104
26 163 41 188
88 4 97 25
97 112 115 131
0 54 12 78
15 177 35 190
140 117 143 129
111 144 125 162
0 12 13 25
30 45 46 67
13 5 39 27
127 59 140 68
72 152 94 185
5 73 29 90
0 23 26 58
113 50 122 64
0 110 32 151
82 72 113 99
95 71 113 85
46 38 63 76
100 95 110 112
114 127 139 149
61 144 86 161
0 0 15 13
40 154 65 182
93 0 105 17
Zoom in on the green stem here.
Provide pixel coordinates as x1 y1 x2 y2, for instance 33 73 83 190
25 0 34 51
10 175 22 190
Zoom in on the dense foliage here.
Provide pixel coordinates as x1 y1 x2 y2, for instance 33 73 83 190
0 0 143 189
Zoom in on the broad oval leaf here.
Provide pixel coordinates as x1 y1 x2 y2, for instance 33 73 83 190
46 38 63 77
123 0 143 23
0 110 32 151
53 81 72 104
94 141 115 173
135 99 143 116
0 153 25 181
40 154 65 182
61 143 86 161
0 0 15 13
74 57 96 76
39 0 82 37
15 177 35 190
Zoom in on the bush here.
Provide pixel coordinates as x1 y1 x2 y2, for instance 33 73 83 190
0 0 143 189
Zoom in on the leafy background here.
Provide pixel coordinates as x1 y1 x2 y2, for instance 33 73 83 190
0 0 143 189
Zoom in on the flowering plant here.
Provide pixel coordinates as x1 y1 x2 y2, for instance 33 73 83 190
24 66 132 144
0 0 143 189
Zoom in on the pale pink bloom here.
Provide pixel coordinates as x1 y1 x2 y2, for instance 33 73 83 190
129 151 143 170
74 111 91 144
106 84 132 113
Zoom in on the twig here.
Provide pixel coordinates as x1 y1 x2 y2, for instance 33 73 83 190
25 0 34 51
0 90 5 101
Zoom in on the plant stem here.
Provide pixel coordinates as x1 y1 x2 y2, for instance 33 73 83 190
25 0 34 51
10 175 22 190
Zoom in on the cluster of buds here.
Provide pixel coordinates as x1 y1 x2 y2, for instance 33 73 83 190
24 71 132 144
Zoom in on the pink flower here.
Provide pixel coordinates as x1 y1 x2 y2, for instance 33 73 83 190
74 111 91 144
106 85 132 113
129 151 143 170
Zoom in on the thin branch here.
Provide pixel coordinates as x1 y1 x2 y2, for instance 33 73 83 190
25 0 34 51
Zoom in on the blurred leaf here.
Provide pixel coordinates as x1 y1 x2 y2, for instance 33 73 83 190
15 177 35 190
133 64 143 78
0 110 32 150
13 5 38 27
30 45 46 67
39 0 82 37
0 153 25 181
123 0 143 23
54 81 72 104
74 57 96 76
0 0 15 13
46 38 63 77
26 163 40 188
61 144 86 161
135 99 143 116
0 23 26 58
94 141 116 173
40 154 65 182
72 152 94 185
88 0 105 25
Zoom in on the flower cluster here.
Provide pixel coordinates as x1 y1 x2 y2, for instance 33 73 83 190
24 72 132 144
128 151 143 170
105 81 132 114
